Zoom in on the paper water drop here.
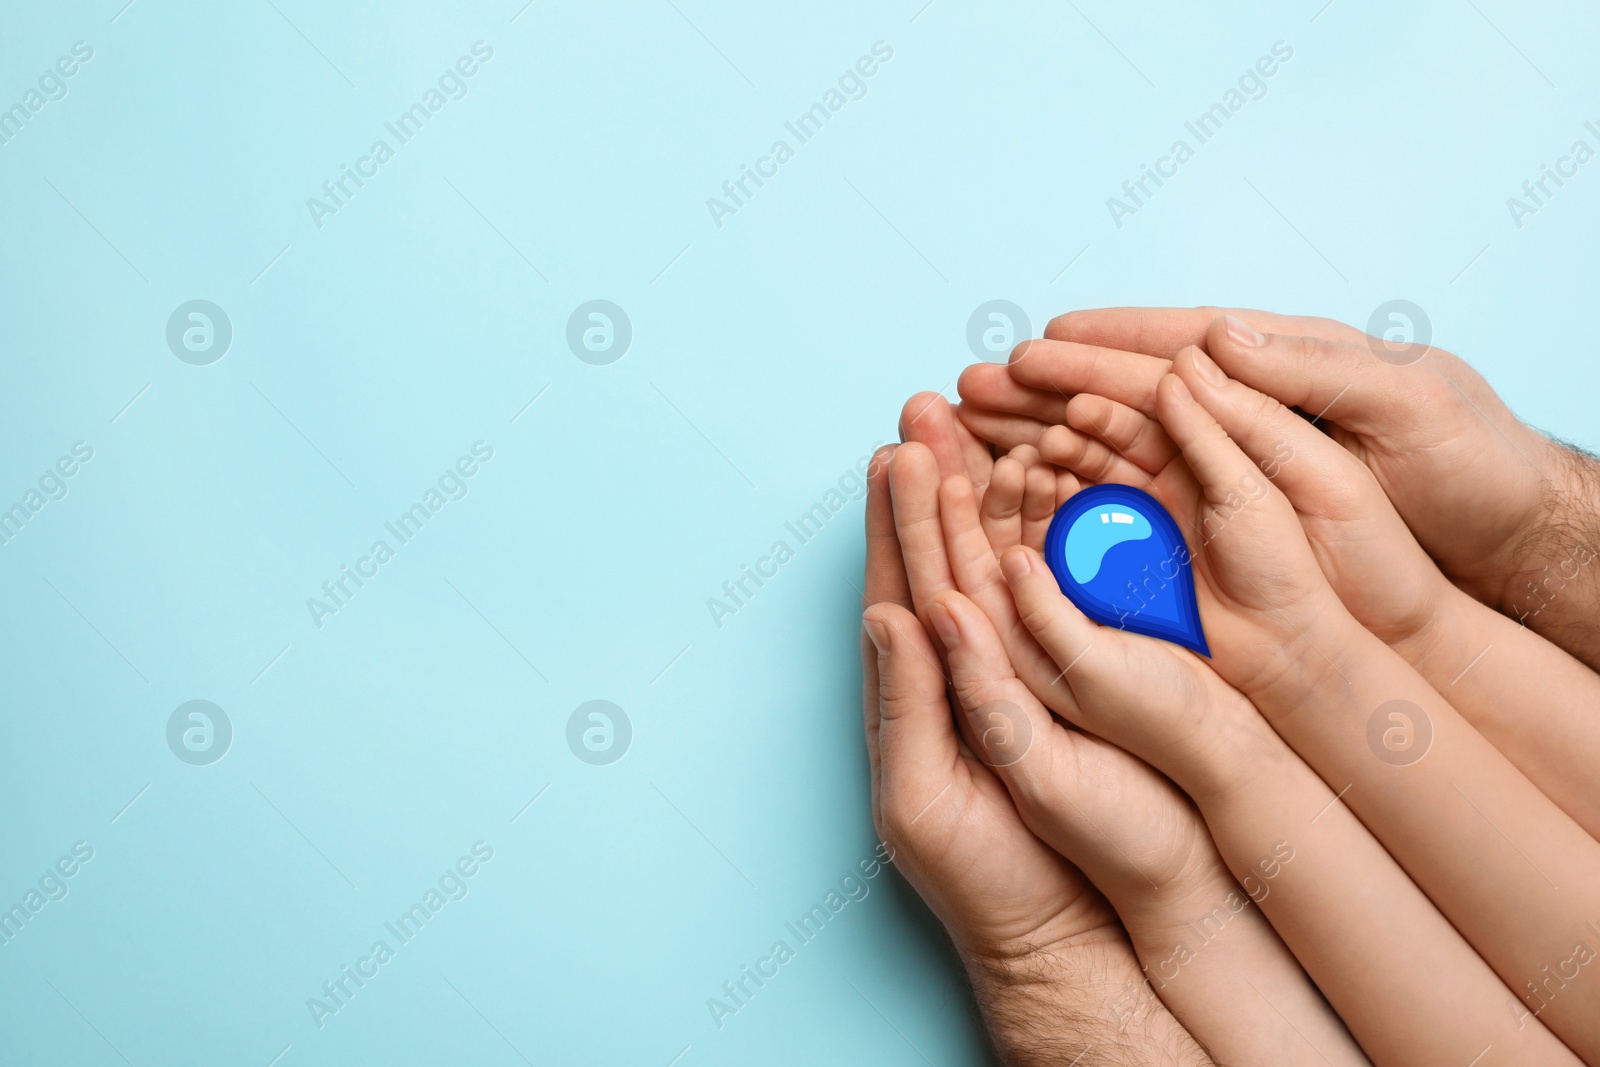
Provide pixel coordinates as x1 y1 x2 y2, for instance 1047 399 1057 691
1041 484 1209 657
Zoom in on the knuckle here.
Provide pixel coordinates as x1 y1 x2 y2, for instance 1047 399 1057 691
1248 389 1283 425
1016 595 1060 642
1008 443 1040 466
1282 333 1324 364
1200 416 1232 448
1040 424 1082 465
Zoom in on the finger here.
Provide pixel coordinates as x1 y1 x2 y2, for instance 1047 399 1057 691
900 392 993 493
951 417 997 497
1065 394 1178 474
864 445 911 610
1036 423 1151 487
889 442 956 629
937 476 1092 722
979 455 1026 552
865 603 961 822
1156 360 1286 514
940 474 1017 614
862 446 905 822
1021 461 1058 551
924 591 1055 795
1006 443 1041 468
1202 315 1423 433
998 544 1251 790
958 362 1072 424
999 546 1100 683
1043 307 1367 359
953 404 1048 453
1055 469 1080 509
1172 345 1373 513
926 588 1257 920
862 615 882 830
1006 338 1169 415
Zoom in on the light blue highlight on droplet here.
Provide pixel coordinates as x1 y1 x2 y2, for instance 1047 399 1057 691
1063 505 1153 583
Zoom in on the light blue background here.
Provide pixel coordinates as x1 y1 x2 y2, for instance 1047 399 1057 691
2 0 1597 1063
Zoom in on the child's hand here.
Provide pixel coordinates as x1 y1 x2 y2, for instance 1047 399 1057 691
1164 326 1600 843
978 478 1586 1063
990 352 1600 1060
1106 361 1352 703
978 306 1600 670
962 344 1381 701
958 336 1448 661
966 328 1600 844
924 587 1370 1067
892 444 1367 1066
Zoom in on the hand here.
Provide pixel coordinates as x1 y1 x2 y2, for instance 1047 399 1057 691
967 399 1586 1065
961 315 1600 842
863 444 1108 959
894 412 1371 1065
1016 351 1600 1060
860 443 1212 1066
985 306 1600 667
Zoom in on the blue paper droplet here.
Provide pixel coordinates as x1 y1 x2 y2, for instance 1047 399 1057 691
1042 485 1209 657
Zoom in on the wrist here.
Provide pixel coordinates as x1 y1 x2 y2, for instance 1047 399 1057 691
1110 852 1237 945
960 920 1128 987
963 926 1208 1067
1388 578 1467 661
1492 437 1600 616
1239 592 1371 711
1389 582 1492 685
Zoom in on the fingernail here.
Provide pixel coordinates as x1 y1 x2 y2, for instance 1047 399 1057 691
1190 347 1226 386
1168 375 1194 405
1223 315 1265 347
863 614 889 653
1000 548 1031 584
926 601 961 649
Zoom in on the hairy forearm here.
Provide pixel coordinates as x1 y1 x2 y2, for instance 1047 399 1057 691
1496 440 1600 669
964 928 1213 1067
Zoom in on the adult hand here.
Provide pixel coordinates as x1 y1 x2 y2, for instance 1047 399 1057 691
984 349 1600 1059
977 306 1600 668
